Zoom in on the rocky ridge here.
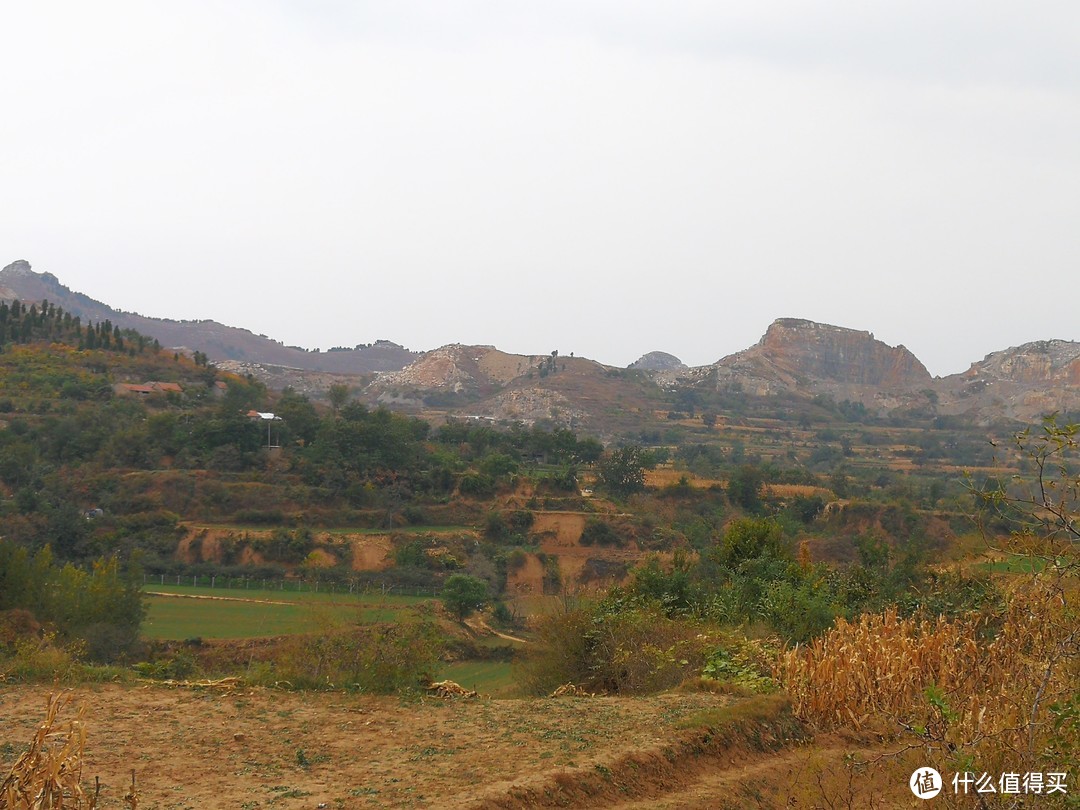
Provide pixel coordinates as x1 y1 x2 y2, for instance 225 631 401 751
672 318 932 410
4 260 1079 424
935 339 1080 421
628 351 686 372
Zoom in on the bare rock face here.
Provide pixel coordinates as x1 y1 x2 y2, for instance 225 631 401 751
752 319 932 388
480 387 588 425
1 259 33 276
935 339 1080 421
964 340 1080 387
671 318 936 415
697 319 932 401
375 345 538 394
628 351 686 372
0 260 43 300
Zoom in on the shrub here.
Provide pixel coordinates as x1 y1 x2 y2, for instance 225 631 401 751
701 634 777 693
459 473 495 497
578 519 624 548
251 613 442 692
0 633 82 683
257 528 314 563
484 511 509 541
519 602 714 695
508 510 535 531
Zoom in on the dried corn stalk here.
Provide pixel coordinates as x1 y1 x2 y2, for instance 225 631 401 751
426 680 479 699
1 692 96 809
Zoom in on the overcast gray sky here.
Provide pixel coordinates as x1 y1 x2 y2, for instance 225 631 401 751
2 1 1077 376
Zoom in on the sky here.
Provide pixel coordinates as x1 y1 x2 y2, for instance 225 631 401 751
2 1 1078 377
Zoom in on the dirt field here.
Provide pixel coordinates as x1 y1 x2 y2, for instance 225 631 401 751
0 683 902 809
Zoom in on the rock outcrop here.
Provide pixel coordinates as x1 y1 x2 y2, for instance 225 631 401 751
963 340 1080 387
678 319 933 411
628 351 686 372
935 339 1080 421
744 318 932 388
375 345 538 393
7 259 1080 426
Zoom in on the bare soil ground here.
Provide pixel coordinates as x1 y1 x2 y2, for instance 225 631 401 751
531 513 586 549
0 684 899 810
504 554 545 595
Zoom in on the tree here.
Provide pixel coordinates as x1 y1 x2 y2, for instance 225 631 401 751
327 384 351 416
275 388 320 446
441 574 489 621
726 465 763 512
977 416 1080 542
714 517 787 567
597 446 648 496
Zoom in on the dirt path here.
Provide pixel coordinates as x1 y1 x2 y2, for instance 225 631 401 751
602 744 858 809
145 591 296 606
490 630 528 644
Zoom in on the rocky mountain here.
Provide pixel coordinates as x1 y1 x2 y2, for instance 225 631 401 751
936 339 1080 422
628 351 686 372
743 318 931 388
4 260 1078 426
673 318 932 413
367 344 663 433
0 261 418 375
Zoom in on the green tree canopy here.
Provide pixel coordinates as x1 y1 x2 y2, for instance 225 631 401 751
441 574 490 621
597 446 648 496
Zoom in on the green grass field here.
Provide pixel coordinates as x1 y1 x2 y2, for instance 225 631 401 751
977 554 1049 574
182 523 473 536
145 582 433 603
142 585 433 640
435 662 518 697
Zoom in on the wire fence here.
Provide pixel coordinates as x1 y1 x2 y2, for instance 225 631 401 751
142 573 441 598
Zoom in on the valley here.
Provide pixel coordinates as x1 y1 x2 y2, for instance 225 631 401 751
0 265 1076 808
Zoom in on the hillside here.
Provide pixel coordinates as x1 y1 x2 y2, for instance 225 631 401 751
2 269 1075 810
0 260 418 375
6 260 1080 426
935 338 1080 422
366 344 665 434
671 317 1080 424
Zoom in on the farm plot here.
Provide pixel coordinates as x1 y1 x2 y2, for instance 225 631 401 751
142 585 430 640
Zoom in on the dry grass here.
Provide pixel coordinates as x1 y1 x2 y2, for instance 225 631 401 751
776 608 984 729
643 469 723 489
777 574 1078 779
1 692 97 809
763 483 831 499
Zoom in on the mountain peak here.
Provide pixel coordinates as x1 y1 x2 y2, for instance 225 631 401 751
2 259 34 277
0 261 418 376
963 338 1080 385
628 351 686 371
723 317 932 389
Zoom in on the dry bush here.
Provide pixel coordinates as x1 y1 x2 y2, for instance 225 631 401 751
0 633 82 684
1 692 96 809
247 612 442 692
776 608 983 730
518 604 715 695
777 573 1077 780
